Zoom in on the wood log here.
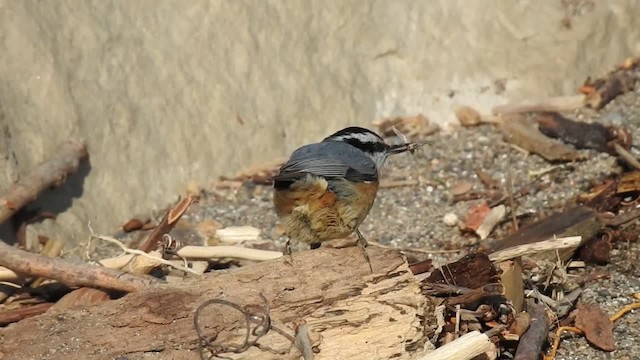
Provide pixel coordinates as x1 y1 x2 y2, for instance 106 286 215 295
0 247 434 360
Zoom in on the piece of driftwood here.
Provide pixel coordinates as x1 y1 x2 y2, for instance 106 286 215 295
492 95 586 115
488 236 582 263
0 139 88 224
536 112 630 154
513 303 548 360
0 238 162 292
499 115 583 162
483 205 602 262
0 247 432 360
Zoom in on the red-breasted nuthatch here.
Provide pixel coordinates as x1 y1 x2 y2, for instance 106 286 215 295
272 126 423 270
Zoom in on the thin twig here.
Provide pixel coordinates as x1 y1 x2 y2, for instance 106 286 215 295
514 303 549 360
137 195 198 253
0 139 88 224
506 155 519 231
98 245 283 270
92 234 200 275
0 238 162 292
614 143 640 170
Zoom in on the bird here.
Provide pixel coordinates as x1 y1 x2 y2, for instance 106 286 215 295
272 126 423 271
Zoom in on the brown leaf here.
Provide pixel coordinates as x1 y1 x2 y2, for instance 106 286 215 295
575 303 616 352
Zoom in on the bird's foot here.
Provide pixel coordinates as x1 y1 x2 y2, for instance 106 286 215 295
355 229 373 273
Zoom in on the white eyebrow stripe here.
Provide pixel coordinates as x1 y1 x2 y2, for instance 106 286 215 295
330 132 381 144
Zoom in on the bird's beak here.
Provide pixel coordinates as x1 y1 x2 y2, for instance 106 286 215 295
387 140 429 154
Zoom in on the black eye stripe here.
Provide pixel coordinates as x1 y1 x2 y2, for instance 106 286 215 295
340 138 388 154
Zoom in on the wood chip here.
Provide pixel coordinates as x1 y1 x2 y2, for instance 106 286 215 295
508 312 531 337
498 259 524 313
476 205 506 240
215 226 261 244
575 303 616 352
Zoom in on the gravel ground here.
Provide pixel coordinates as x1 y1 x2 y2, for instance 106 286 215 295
109 80 640 359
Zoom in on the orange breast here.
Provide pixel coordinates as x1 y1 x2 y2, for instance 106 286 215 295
273 176 379 243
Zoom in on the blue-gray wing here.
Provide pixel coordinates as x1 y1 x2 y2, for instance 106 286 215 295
273 142 378 183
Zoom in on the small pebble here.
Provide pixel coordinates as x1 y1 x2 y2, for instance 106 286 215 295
443 212 459 227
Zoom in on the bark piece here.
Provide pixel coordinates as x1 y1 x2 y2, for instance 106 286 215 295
575 302 616 352
579 233 612 264
426 252 500 290
500 115 583 162
0 247 431 360
498 259 524 313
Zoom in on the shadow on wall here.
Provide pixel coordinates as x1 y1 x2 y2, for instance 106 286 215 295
0 159 92 246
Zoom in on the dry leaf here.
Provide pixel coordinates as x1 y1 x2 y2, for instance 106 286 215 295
575 302 616 352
